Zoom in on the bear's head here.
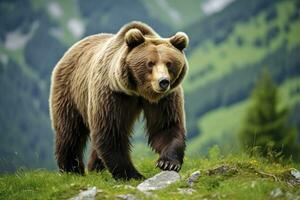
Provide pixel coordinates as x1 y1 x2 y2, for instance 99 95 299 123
123 28 189 102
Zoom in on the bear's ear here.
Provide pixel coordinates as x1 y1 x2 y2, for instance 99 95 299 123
169 32 189 51
125 28 145 48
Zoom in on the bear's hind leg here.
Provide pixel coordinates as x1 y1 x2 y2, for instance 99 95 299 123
88 149 105 172
53 104 89 175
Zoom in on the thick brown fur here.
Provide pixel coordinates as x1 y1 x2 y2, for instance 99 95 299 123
49 21 189 180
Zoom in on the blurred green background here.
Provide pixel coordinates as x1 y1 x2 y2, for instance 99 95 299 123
1 0 300 173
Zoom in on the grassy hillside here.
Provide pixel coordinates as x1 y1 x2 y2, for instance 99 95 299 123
185 0 300 92
142 0 205 29
183 0 300 138
188 76 300 157
1 155 299 199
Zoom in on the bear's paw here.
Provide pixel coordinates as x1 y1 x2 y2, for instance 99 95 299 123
156 156 182 172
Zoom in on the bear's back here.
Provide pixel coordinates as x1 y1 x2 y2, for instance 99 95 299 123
54 33 113 78
51 33 114 125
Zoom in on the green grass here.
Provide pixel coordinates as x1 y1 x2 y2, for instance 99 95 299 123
0 154 299 200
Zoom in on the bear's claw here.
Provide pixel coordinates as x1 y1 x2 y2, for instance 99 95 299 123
156 158 181 172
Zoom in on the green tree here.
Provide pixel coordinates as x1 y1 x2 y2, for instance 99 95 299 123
239 69 299 160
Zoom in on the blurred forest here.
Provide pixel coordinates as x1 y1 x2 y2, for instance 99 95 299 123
0 0 300 172
239 69 299 160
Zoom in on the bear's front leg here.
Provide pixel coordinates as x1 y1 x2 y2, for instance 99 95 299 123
155 135 185 172
143 87 186 172
89 90 143 180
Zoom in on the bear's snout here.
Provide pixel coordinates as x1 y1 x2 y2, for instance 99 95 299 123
151 64 170 93
158 77 170 91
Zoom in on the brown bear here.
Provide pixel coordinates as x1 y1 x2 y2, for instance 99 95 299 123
49 21 189 180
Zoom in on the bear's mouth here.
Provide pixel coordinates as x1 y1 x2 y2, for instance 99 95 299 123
153 88 169 93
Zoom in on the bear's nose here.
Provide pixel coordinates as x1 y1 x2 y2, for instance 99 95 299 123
158 78 170 90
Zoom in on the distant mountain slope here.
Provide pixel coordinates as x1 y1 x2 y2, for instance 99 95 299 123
183 0 300 138
77 0 172 37
0 59 54 172
185 0 284 50
141 0 205 29
187 77 300 157
0 0 60 172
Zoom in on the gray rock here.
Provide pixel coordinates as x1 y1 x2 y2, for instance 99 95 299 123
187 171 201 187
70 186 98 200
115 194 136 200
207 165 238 176
137 171 180 192
270 188 283 198
284 168 300 186
291 168 300 182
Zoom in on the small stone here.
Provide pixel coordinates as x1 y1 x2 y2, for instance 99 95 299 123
207 165 238 176
137 171 180 192
187 171 201 187
70 186 98 200
291 168 300 182
177 188 196 195
285 191 300 200
270 188 283 198
115 194 135 200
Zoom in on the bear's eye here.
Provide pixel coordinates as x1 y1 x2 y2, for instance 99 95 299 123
147 61 155 69
166 62 172 68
